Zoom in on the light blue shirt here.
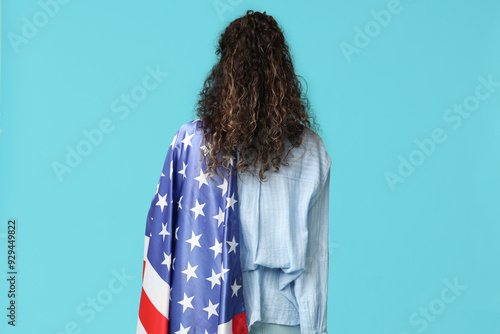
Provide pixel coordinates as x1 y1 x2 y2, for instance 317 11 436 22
236 128 332 334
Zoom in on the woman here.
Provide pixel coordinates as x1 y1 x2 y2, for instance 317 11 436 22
137 10 331 334
195 10 331 334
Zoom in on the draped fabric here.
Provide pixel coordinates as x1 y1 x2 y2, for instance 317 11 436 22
137 119 248 334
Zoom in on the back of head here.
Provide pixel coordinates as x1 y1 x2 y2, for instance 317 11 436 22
195 10 319 182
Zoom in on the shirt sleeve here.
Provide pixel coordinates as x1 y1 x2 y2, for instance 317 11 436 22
293 163 331 334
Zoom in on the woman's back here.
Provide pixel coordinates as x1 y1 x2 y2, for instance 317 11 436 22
237 127 331 333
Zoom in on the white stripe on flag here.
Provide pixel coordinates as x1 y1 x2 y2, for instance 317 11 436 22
218 319 233 334
136 318 147 334
144 235 150 261
143 258 171 318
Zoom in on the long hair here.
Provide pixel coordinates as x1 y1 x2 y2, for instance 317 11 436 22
194 10 319 182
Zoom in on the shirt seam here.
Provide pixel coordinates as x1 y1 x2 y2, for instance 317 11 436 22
242 172 318 186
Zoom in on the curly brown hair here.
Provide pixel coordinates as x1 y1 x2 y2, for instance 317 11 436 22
193 10 319 182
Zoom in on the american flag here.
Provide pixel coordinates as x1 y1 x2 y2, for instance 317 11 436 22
137 120 249 334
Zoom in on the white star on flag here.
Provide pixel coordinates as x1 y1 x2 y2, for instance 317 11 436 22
156 193 168 212
178 293 195 313
181 131 194 151
161 252 172 271
186 230 202 251
159 222 170 241
212 207 225 227
178 195 183 210
209 238 223 259
220 262 230 282
170 133 177 148
217 178 228 196
203 299 219 320
182 262 198 282
200 144 209 156
226 192 237 210
206 269 222 289
178 161 188 179
194 168 209 188
231 279 242 297
227 236 239 254
175 323 191 334
190 199 206 219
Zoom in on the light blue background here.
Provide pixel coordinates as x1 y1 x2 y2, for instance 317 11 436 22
1 0 500 333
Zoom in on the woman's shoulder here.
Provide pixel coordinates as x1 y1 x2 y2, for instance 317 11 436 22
177 119 203 134
294 127 332 187
167 119 204 153
300 127 331 164
172 119 204 141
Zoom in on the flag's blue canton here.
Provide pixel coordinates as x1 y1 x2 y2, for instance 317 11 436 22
143 119 246 333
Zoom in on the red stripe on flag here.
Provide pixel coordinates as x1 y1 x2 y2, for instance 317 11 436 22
139 287 169 333
232 312 248 334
